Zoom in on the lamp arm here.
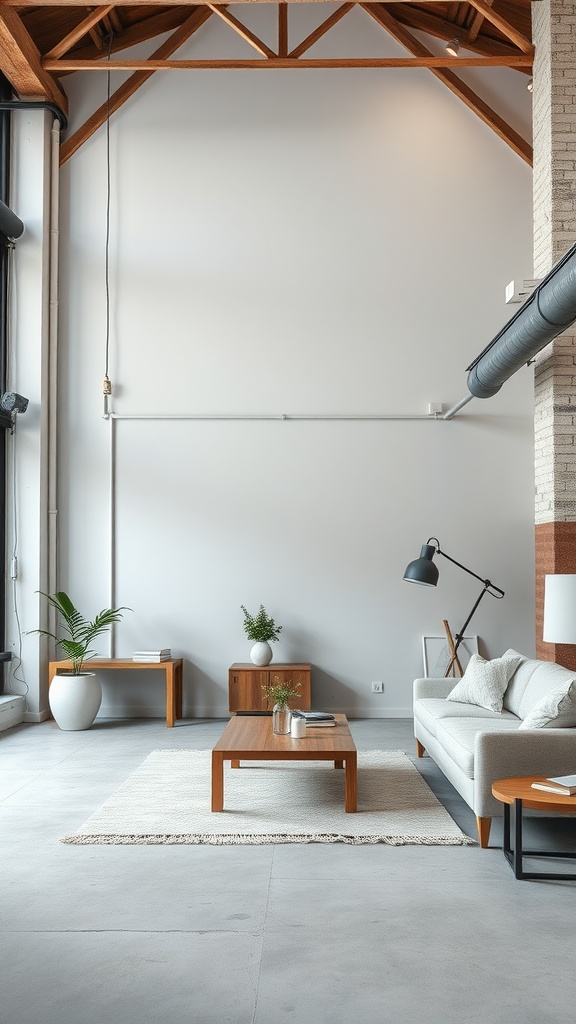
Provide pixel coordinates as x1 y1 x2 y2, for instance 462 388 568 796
453 586 490 654
428 538 505 599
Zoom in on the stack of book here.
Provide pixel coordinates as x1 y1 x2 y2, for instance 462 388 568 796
531 774 576 796
292 711 336 728
133 649 172 663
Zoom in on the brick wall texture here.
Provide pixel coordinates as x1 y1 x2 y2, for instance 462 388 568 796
533 2 576 663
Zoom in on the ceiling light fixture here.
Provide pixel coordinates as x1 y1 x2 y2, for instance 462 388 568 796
445 39 460 57
527 79 534 93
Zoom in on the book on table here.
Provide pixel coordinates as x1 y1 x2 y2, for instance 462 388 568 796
133 649 172 662
531 774 576 796
292 710 336 727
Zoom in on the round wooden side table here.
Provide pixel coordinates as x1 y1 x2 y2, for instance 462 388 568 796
491 776 576 880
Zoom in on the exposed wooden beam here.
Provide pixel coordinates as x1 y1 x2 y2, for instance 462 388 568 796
289 3 352 59
44 55 533 71
466 0 533 54
44 5 116 60
391 4 530 61
88 26 106 51
59 7 213 165
206 4 275 58
0 7 68 110
468 0 493 44
3 0 430 5
67 9 193 61
391 3 532 75
278 3 288 59
360 4 532 164
108 9 124 34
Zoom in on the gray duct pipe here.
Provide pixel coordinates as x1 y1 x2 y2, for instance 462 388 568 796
466 240 576 399
0 198 23 242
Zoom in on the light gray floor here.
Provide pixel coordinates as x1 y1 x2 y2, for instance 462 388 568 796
1 717 575 1024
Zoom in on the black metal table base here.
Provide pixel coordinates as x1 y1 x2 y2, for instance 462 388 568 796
503 799 576 880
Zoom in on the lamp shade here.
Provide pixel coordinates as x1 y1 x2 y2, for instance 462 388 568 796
403 544 439 587
543 574 576 643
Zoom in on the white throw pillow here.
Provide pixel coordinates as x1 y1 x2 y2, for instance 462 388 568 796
519 679 576 729
446 653 522 713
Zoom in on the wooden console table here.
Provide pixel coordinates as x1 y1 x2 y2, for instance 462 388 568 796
48 658 184 727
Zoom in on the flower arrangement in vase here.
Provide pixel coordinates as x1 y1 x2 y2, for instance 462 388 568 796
262 676 301 734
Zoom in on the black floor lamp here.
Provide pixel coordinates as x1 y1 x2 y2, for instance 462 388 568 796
403 537 505 677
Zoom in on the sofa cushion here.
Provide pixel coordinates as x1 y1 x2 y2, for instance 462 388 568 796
445 653 522 713
414 697 518 739
435 717 522 779
515 661 576 720
519 679 576 729
502 649 539 716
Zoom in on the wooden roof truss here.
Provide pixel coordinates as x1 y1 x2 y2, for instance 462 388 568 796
0 2 534 165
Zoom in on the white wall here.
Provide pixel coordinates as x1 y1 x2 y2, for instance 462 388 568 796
15 6 536 718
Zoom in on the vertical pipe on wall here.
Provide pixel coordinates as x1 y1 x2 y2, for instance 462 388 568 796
0 75 11 687
47 120 60 607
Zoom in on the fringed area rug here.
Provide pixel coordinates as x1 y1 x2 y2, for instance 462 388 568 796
61 749 474 846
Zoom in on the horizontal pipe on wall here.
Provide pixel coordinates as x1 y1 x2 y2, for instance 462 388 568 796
106 412 450 422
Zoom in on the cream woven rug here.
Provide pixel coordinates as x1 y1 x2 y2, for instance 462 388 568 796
61 749 474 846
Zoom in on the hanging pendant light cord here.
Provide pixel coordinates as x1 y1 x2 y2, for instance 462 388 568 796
103 33 113 402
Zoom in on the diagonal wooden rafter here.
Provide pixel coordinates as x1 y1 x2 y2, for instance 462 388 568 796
64 8 194 63
389 4 531 70
466 0 533 54
467 0 493 44
59 6 213 165
360 3 532 164
44 5 117 60
289 2 354 59
0 5 68 110
206 4 276 58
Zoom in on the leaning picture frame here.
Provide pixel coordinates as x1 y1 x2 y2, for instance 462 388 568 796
422 635 479 678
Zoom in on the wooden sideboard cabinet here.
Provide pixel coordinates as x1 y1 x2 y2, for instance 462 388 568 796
228 663 311 712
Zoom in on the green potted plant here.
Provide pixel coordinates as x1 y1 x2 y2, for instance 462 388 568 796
30 591 129 731
262 675 301 734
240 603 282 666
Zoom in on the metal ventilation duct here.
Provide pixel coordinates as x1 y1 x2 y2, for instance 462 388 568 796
0 198 23 242
466 240 576 399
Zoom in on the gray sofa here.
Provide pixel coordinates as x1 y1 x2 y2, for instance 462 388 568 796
413 649 576 846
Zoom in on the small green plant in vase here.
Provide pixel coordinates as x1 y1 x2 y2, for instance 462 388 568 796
262 676 301 735
241 603 282 666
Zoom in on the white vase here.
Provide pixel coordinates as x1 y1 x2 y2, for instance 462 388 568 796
250 641 273 666
48 671 102 731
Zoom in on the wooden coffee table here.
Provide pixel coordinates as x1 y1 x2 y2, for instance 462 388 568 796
211 713 357 812
492 776 576 880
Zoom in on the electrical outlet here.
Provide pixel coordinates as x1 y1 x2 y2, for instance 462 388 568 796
371 681 383 693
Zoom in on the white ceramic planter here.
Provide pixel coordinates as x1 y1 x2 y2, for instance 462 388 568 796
49 671 102 731
250 641 273 666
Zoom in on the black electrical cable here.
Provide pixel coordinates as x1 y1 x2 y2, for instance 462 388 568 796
104 34 113 391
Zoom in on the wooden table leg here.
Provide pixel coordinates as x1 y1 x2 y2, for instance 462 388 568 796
345 752 357 812
231 759 240 768
175 660 183 720
165 663 176 728
334 759 344 769
211 751 224 811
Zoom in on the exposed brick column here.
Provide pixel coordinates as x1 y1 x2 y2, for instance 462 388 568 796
533 0 576 666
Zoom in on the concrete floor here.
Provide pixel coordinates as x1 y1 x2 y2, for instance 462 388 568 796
1 717 575 1024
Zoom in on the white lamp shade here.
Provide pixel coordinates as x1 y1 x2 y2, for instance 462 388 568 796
543 574 576 643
